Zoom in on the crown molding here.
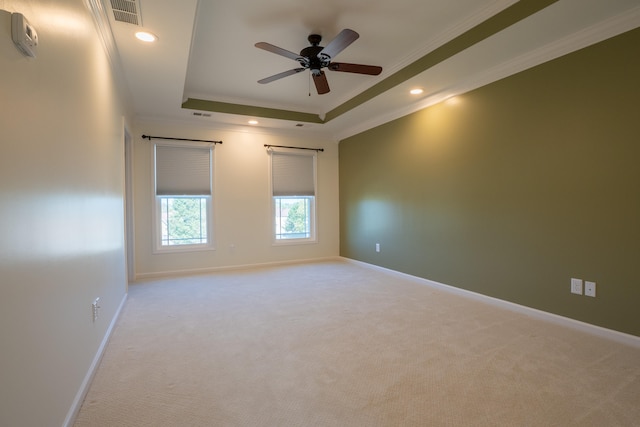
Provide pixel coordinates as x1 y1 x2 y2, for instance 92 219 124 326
334 5 640 142
327 0 520 113
135 115 333 142
84 0 132 108
386 0 520 76
84 0 118 70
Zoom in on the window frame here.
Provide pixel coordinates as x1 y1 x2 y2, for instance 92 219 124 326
269 149 318 245
273 195 316 241
152 141 215 254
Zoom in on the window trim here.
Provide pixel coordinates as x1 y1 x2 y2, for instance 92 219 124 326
269 148 318 245
273 195 316 244
152 141 215 254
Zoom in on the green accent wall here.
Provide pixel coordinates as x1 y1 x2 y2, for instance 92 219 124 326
339 28 640 337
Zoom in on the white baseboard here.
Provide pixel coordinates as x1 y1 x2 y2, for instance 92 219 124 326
341 257 640 349
134 256 343 281
63 292 128 427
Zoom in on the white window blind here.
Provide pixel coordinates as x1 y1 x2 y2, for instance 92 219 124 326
155 144 212 195
271 152 315 196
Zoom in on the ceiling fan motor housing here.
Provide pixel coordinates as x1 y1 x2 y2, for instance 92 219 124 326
300 40 329 73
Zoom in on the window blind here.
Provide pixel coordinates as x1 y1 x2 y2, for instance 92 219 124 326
271 152 315 196
155 144 212 195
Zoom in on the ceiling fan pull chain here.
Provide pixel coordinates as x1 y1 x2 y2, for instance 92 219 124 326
308 71 311 96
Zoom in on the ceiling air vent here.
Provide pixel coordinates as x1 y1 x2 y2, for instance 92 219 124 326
110 0 142 26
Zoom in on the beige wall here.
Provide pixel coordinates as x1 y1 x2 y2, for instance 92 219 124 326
0 1 129 425
132 119 340 278
339 28 640 337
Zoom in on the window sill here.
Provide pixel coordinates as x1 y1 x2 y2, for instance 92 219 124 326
272 239 317 246
153 244 216 254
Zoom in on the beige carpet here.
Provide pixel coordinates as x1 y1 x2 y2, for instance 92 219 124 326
75 260 640 426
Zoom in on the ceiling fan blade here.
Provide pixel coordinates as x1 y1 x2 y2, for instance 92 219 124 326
255 42 301 61
318 29 359 60
328 62 382 75
312 71 330 95
258 68 306 84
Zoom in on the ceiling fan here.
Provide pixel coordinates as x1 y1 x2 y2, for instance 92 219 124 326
255 29 382 95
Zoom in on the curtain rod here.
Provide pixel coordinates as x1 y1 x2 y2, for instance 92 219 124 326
264 144 323 152
142 135 222 144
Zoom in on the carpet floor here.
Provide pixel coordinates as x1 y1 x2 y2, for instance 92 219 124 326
74 260 640 426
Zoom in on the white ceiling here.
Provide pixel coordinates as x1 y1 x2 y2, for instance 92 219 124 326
103 0 640 140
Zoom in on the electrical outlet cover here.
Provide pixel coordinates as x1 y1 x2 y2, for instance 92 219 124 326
571 278 583 295
585 281 596 297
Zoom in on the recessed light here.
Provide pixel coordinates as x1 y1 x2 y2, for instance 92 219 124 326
135 31 157 42
248 120 259 125
410 88 424 95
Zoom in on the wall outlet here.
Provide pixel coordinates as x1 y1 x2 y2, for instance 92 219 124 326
570 278 583 295
375 243 380 253
92 297 101 322
585 281 596 297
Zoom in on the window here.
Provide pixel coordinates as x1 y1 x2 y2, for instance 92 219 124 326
153 143 214 252
274 196 313 239
270 150 316 243
159 197 208 245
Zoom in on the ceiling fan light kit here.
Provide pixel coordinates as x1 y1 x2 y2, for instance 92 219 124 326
255 29 382 95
